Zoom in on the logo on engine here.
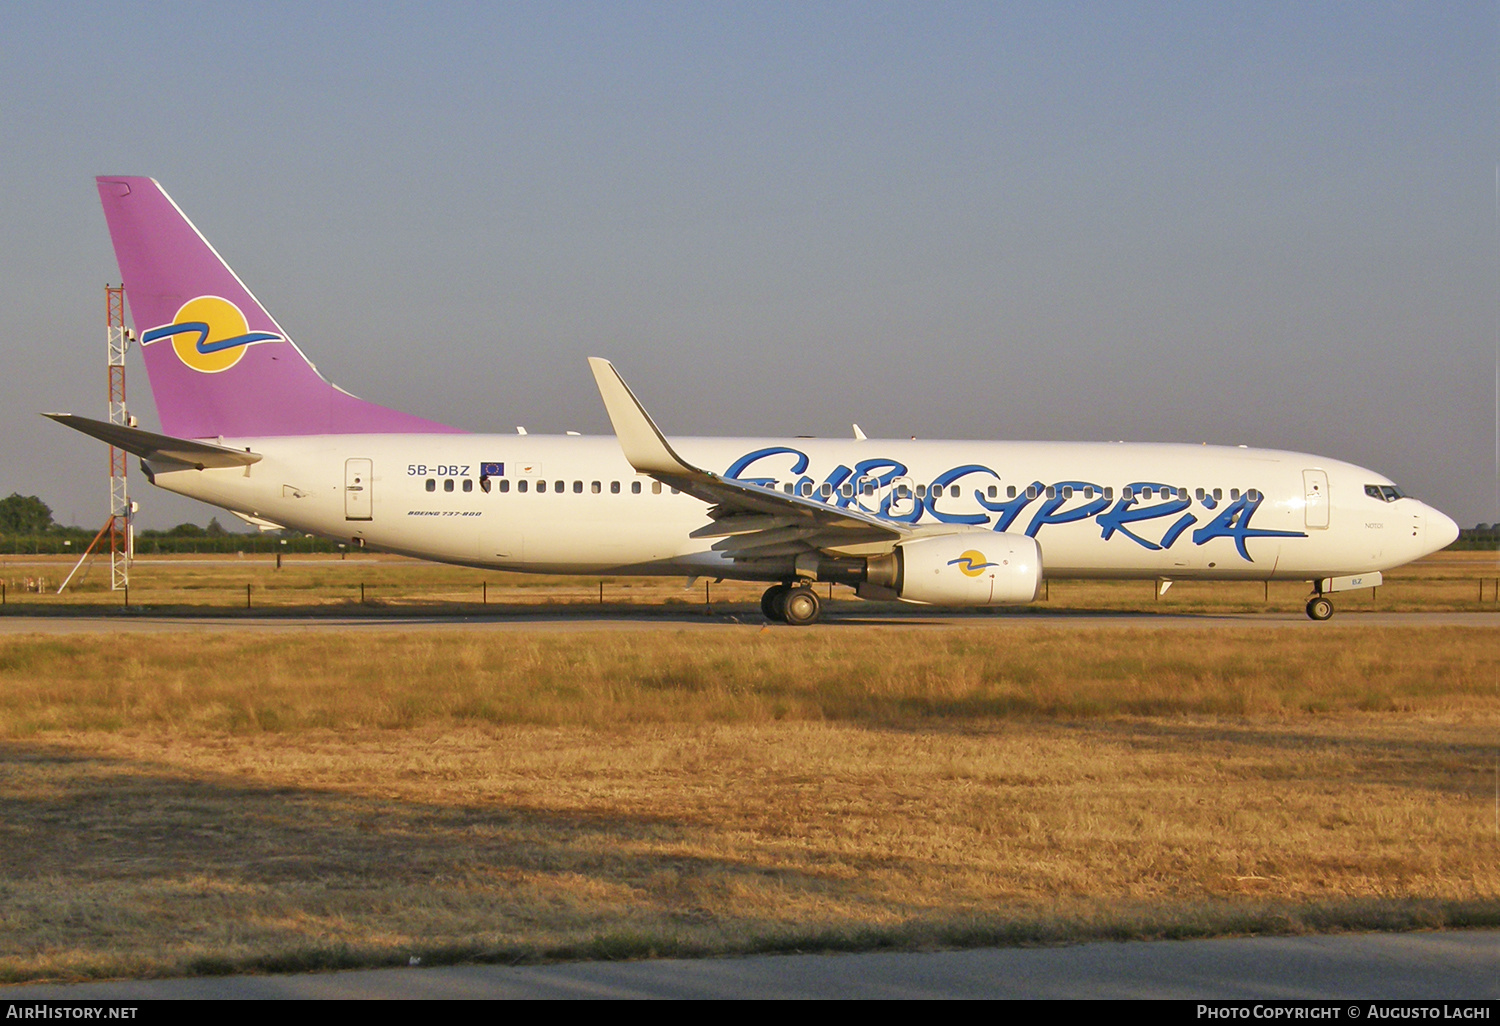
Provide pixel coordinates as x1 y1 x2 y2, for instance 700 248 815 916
140 296 283 373
947 550 998 577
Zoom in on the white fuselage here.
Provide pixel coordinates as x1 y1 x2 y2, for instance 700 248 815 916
143 433 1457 584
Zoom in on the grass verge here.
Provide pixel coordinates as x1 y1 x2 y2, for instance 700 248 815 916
0 624 1496 983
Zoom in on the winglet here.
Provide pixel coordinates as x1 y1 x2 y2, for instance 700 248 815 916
588 358 697 476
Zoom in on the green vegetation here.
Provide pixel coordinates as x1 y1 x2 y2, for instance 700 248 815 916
0 494 53 534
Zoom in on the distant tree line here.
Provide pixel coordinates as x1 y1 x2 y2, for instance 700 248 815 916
1457 525 1499 550
0 494 54 534
0 493 350 555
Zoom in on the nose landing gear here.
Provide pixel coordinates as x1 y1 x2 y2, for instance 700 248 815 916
761 583 823 625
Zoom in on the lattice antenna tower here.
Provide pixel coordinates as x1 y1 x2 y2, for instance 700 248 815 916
106 284 134 590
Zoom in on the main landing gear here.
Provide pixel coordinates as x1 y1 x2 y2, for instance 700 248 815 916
761 582 823 626
1305 595 1334 621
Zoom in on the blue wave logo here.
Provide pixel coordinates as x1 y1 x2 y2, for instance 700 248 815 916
141 296 282 373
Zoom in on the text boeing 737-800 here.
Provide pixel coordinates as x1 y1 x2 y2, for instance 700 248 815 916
48 177 1458 624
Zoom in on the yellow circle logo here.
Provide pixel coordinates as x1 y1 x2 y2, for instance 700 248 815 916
140 296 281 374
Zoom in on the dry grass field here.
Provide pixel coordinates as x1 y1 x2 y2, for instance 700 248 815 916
0 616 1497 984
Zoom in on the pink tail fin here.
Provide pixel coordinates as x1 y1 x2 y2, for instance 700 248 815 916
97 177 461 438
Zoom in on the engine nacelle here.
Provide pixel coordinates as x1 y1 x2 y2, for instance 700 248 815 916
864 533 1043 606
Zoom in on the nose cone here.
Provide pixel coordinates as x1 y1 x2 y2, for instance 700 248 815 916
1426 506 1459 553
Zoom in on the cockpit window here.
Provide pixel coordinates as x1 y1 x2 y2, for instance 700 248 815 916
1365 484 1408 502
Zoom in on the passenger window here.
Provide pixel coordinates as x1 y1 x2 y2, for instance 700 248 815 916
444 479 454 492
671 487 680 495
554 481 563 493
1061 486 1073 499
591 481 601 494
987 485 998 498
610 481 620 494
1122 487 1134 500
799 482 812 497
820 483 833 498
1213 488 1222 501
1195 487 1204 501
537 480 546 493
1103 487 1113 500
1230 489 1240 500
897 484 911 498
1142 487 1153 499
841 483 853 497
480 477 491 493
1083 486 1093 499
1026 485 1038 499
652 481 662 495
783 483 794 494
425 479 435 492
1007 486 1016 499
916 484 927 498
573 481 583 493
463 479 473 492
499 479 510 493
1247 489 1260 502
518 480 528 493
1045 486 1056 499
631 481 642 494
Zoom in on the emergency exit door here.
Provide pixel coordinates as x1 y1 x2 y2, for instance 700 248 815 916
345 459 373 521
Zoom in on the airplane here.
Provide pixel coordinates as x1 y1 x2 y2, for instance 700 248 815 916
48 176 1459 625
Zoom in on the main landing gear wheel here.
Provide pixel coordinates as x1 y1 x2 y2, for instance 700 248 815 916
761 584 791 623
1306 596 1334 621
782 586 822 626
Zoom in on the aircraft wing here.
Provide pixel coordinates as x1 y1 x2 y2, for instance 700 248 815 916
589 359 905 561
44 413 263 469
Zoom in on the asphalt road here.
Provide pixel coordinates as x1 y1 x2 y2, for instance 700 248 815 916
5 930 1498 999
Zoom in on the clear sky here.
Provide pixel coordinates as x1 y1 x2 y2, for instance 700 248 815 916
2 1 1496 530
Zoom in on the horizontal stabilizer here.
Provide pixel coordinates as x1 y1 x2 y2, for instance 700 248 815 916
44 413 262 469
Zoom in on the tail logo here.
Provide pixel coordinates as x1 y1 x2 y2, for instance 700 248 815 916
947 550 998 577
140 296 282 374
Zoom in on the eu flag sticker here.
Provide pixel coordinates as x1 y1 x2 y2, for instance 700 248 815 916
481 462 504 477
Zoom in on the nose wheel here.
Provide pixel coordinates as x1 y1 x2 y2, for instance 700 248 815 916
1305 596 1334 621
761 583 823 625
